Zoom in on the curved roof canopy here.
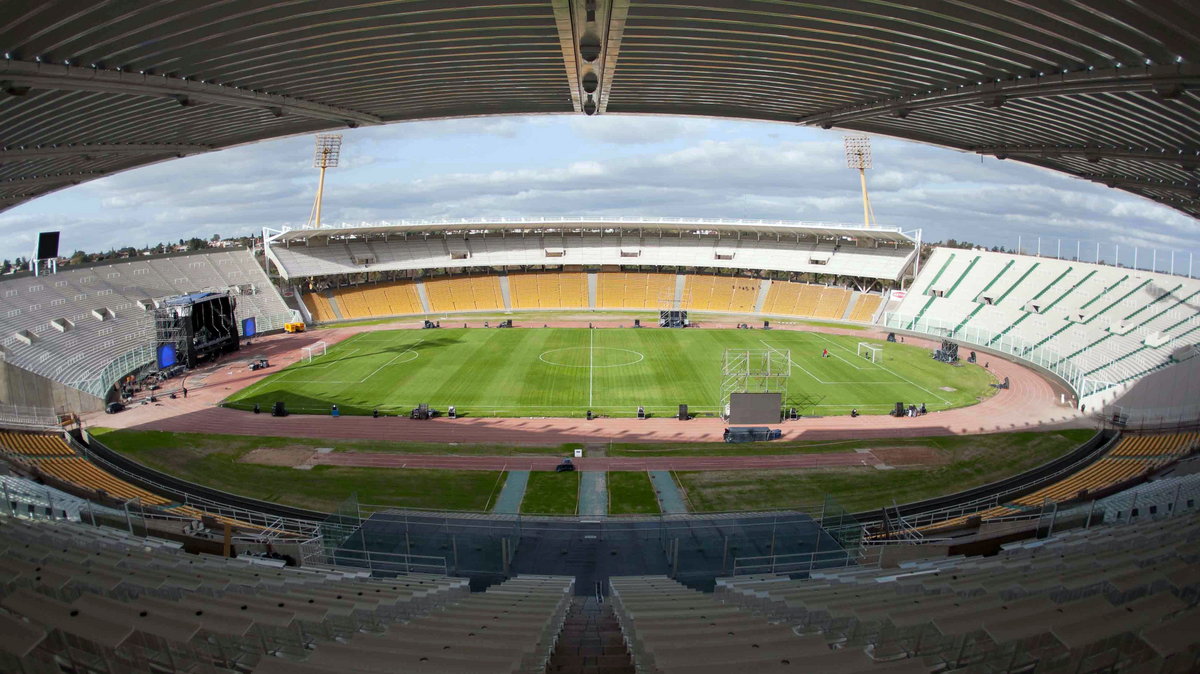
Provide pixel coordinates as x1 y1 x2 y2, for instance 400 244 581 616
1 1 1198 218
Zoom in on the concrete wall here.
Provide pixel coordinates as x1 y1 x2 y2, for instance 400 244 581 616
0 358 104 414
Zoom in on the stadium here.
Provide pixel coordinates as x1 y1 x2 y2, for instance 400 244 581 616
0 3 1198 674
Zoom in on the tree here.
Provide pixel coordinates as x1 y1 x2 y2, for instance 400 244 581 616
186 237 207 251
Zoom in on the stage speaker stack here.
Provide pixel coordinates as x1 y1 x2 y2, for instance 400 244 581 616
893 402 904 417
586 410 593 421
634 319 641 328
637 406 646 419
763 320 770 329
272 401 288 417
678 404 688 421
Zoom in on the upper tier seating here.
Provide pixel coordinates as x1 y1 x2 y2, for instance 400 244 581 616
890 248 1200 404
271 234 912 280
0 249 292 397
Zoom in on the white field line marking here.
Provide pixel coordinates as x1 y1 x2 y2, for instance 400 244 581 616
753 338 897 381
360 339 424 382
812 335 953 405
290 348 359 371
810 334 877 371
588 328 594 407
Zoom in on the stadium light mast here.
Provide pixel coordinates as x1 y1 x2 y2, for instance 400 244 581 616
306 134 342 229
844 135 876 228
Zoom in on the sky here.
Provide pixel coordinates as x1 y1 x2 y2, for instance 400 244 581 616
2 114 1198 274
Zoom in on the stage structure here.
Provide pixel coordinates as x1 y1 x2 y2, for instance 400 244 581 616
721 347 792 423
154 292 240 370
658 286 691 328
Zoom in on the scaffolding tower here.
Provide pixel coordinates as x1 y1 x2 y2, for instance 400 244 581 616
719 347 792 417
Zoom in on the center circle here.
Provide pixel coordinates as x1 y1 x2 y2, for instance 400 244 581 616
538 347 645 368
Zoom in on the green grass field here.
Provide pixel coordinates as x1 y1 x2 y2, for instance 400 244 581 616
226 328 995 417
675 429 1096 513
90 428 501 513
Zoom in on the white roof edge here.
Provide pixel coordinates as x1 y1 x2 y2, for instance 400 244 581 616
271 217 914 242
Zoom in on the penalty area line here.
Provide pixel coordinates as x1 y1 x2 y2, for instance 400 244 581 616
359 339 425 383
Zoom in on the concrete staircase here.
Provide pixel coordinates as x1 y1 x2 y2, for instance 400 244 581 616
547 597 635 674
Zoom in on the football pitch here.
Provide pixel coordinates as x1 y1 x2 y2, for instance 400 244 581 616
224 328 996 417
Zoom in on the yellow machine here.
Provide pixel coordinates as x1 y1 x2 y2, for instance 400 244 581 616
284 322 306 333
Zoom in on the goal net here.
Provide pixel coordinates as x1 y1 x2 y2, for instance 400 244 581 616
856 342 883 363
301 341 327 363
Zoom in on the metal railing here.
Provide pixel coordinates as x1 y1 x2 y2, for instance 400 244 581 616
0 403 61 430
883 311 1113 403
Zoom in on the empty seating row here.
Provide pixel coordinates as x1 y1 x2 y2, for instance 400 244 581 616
31 457 172 506
507 272 588 309
0 514 470 673
610 575 925 673
596 272 676 309
424 275 504 313
254 575 574 674
717 512 1200 673
910 431 1196 535
891 248 1200 406
0 431 74 457
763 281 854 319
1109 432 1200 458
0 248 292 397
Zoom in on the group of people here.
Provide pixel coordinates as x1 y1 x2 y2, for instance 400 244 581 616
902 403 927 417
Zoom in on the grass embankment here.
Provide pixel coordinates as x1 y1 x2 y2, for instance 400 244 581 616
675 429 1096 513
90 428 501 513
607 471 661 515
521 471 579 515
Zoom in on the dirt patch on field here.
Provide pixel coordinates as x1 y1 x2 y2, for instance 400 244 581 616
238 446 315 468
868 446 948 466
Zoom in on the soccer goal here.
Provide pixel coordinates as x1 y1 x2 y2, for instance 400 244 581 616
857 342 883 363
301 341 327 363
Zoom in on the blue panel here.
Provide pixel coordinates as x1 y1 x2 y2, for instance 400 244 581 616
241 316 257 337
156 344 177 369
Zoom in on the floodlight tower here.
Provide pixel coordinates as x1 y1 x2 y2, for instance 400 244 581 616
844 135 876 228
306 133 342 229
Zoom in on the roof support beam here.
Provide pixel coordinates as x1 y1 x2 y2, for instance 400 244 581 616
0 144 209 164
0 172 106 193
799 65 1200 127
1082 174 1200 198
0 60 382 127
551 0 629 115
973 145 1200 170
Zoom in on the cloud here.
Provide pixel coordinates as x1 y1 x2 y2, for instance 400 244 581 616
569 115 715 145
0 116 1196 266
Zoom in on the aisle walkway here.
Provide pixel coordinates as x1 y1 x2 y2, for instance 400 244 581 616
492 470 529 514
649 471 688 513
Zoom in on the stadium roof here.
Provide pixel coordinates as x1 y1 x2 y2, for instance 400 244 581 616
266 217 916 244
1 1 1198 218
